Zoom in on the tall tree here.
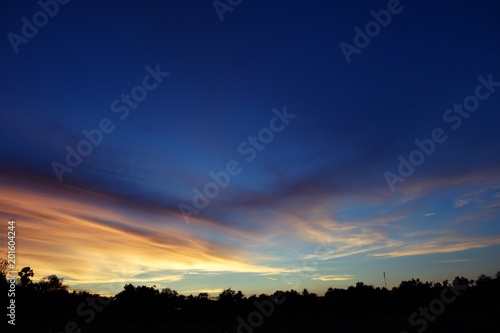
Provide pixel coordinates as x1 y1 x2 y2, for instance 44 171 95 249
18 266 34 287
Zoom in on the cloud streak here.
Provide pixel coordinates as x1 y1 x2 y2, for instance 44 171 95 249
0 172 291 294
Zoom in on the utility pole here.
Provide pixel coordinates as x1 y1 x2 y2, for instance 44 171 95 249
384 272 387 289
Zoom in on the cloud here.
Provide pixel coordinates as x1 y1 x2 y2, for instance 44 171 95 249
2 156 499 296
372 236 500 258
0 172 291 294
311 274 355 281
437 258 481 263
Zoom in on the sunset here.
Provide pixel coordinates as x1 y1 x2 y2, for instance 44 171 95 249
1 0 500 332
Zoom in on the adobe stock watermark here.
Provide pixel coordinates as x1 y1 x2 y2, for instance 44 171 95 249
7 0 71 54
51 64 169 182
213 0 243 22
384 74 499 192
236 236 336 332
339 0 409 64
178 106 296 223
6 220 17 326
400 282 467 333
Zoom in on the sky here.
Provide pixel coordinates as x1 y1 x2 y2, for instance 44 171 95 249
1 0 500 297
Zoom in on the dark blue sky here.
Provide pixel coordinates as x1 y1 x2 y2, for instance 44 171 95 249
1 0 500 295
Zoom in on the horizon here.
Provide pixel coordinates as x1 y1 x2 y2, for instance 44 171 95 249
23 267 500 298
1 0 500 299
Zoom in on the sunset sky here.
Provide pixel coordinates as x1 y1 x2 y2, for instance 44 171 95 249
1 0 500 297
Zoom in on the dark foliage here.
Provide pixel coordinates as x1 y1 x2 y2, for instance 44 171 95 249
2 266 499 333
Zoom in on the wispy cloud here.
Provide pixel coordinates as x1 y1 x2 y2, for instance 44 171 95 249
0 173 291 294
372 236 500 258
437 258 481 263
311 274 355 281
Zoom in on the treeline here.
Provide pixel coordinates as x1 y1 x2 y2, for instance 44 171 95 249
1 264 499 333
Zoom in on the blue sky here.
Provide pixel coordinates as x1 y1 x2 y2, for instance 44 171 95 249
1 0 500 296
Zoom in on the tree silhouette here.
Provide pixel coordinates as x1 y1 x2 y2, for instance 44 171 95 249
197 292 209 300
161 287 178 298
234 290 245 301
36 274 68 293
218 288 236 303
6 265 500 332
18 266 34 287
452 276 473 288
0 257 8 286
475 273 493 287
324 287 335 298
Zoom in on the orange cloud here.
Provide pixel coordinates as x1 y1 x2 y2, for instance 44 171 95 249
0 173 290 294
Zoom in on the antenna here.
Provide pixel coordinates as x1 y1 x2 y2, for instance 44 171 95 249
383 272 387 288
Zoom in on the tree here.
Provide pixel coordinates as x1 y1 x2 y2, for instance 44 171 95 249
218 288 236 303
234 290 245 301
197 292 209 300
452 276 473 288
117 284 159 301
0 257 8 285
325 287 335 298
396 278 432 292
18 267 34 287
37 275 69 293
161 287 178 298
476 274 493 288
